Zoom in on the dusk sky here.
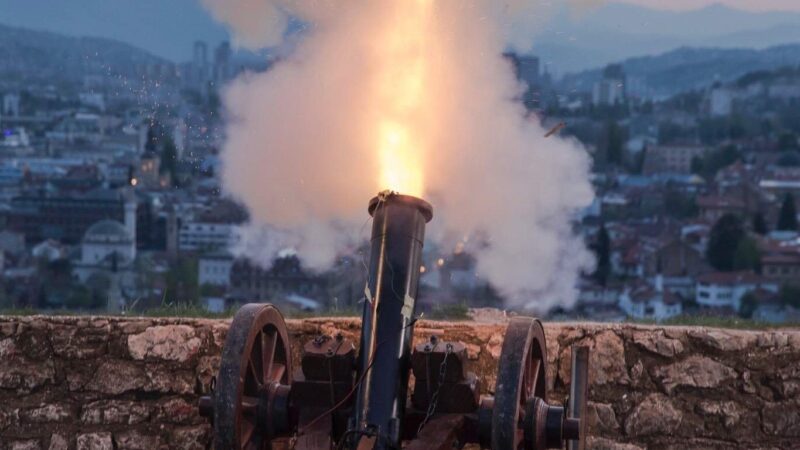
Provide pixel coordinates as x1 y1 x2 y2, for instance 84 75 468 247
617 0 800 12
2 0 800 62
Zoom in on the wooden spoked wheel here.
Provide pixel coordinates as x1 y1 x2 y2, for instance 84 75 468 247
214 303 293 450
491 317 547 450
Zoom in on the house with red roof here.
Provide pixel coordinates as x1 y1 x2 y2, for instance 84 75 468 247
695 271 779 312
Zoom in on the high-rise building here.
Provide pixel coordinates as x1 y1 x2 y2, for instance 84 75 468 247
214 41 232 83
592 64 627 106
2 93 21 118
193 41 209 84
504 53 540 87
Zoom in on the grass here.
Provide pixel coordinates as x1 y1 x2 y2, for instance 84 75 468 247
630 315 800 330
2 305 798 329
424 303 471 321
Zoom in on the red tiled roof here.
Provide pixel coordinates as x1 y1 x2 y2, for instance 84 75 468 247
696 271 767 285
762 253 800 265
696 195 746 210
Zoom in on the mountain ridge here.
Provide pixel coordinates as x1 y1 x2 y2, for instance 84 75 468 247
560 43 800 98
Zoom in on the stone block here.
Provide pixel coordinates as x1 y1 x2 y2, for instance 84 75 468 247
114 431 162 450
762 401 800 437
80 400 149 425
588 401 620 434
90 360 146 395
21 403 73 423
128 325 202 363
76 433 113 450
624 393 682 437
652 355 737 394
156 397 199 424
632 330 684 357
47 435 69 450
10 441 41 450
144 365 194 394
169 426 210 450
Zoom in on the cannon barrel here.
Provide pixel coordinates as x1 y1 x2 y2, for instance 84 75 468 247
353 192 433 448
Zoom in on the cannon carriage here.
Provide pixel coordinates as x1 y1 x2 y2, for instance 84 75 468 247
199 193 590 450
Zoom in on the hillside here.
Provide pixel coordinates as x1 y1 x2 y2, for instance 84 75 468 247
560 44 800 98
0 23 169 84
532 3 800 73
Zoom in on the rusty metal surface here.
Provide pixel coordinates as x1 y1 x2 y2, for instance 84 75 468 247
411 372 481 413
490 317 547 450
301 334 356 382
291 376 355 408
411 340 468 383
566 346 589 450
212 303 293 450
404 414 466 450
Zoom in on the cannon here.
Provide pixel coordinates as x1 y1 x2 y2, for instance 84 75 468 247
199 192 590 449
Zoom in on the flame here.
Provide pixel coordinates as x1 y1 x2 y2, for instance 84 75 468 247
376 0 431 197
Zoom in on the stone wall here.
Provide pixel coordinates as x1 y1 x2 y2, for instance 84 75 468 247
1 315 799 449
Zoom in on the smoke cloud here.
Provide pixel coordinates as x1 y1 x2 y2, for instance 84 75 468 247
204 0 595 311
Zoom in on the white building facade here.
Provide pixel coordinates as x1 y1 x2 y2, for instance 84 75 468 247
695 272 779 312
199 253 234 286
179 222 239 252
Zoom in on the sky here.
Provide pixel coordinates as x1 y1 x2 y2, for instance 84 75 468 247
1 0 800 61
618 0 800 11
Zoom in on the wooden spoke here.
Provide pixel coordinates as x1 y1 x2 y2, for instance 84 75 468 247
262 328 278 383
212 304 293 450
270 363 286 383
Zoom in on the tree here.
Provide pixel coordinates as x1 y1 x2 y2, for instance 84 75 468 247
752 212 769 235
605 122 624 166
160 135 179 186
706 214 746 271
739 292 758 319
778 132 799 151
592 225 611 286
144 123 159 153
781 285 800 309
663 188 698 219
733 237 761 273
777 193 798 231
165 257 199 305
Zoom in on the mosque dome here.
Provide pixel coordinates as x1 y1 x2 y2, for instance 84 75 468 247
83 220 133 244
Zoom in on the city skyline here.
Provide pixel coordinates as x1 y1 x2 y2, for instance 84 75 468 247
2 0 800 64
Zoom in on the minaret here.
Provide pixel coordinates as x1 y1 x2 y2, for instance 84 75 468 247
107 253 122 313
165 201 178 261
123 189 137 257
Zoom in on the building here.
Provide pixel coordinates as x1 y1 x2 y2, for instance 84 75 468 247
619 277 682 322
178 221 238 252
505 53 540 87
762 253 800 284
708 87 734 117
592 64 626 106
758 180 800 201
229 256 327 308
193 41 209 86
2 93 20 118
78 220 136 269
695 271 779 312
642 239 710 298
7 188 137 245
199 252 234 287
696 195 748 222
643 145 709 174
213 41 232 83
46 113 103 144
